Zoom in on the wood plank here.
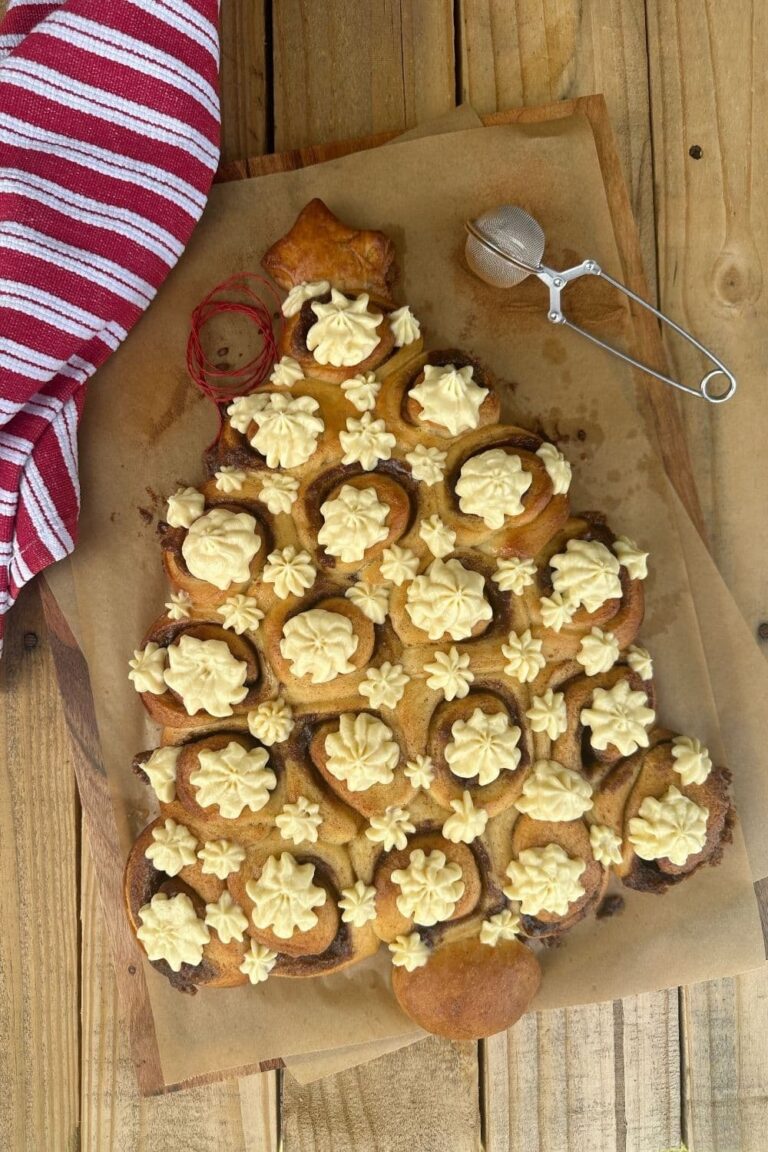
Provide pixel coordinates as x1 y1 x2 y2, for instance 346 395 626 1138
646 0 768 637
459 0 656 281
0 586 79 1152
272 0 455 151
282 1037 480 1152
79 831 276 1150
681 970 768 1152
219 0 268 163
484 992 681 1152
647 6 768 1143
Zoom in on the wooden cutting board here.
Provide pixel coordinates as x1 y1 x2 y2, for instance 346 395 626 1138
41 94 704 1095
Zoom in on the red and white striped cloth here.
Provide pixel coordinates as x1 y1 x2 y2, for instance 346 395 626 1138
0 0 220 651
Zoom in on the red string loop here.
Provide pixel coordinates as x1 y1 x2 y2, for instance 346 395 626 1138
186 272 282 407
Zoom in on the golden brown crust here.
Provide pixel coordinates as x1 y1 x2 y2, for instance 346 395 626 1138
591 730 735 892
511 815 608 937
139 620 267 728
279 298 397 384
124 822 248 991
371 832 482 941
262 198 398 306
392 936 541 1040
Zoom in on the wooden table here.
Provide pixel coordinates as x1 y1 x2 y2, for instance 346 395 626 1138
1 3 765 1149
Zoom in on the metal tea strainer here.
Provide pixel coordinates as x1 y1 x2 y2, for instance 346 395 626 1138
465 205 736 403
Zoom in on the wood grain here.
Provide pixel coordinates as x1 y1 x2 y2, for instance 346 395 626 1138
0 2 763 1149
681 971 768 1152
219 0 268 163
80 835 272 1150
272 0 455 151
0 586 79 1152
646 0 768 640
282 1037 480 1152
459 0 656 280
483 991 681 1152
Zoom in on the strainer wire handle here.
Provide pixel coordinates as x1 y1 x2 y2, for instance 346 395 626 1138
554 265 737 404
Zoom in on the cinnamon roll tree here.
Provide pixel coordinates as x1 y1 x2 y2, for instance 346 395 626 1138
125 201 734 1040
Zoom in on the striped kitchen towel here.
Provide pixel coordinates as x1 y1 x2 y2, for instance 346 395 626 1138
0 0 220 652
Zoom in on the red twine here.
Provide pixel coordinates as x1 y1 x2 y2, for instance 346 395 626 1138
186 272 283 407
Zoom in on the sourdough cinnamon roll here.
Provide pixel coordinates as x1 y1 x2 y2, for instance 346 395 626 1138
124 198 735 1042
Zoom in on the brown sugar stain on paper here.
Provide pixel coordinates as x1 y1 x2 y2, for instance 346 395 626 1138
60 116 768 1084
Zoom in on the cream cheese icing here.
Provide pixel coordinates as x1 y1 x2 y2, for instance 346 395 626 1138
456 448 532 528
324 712 399 791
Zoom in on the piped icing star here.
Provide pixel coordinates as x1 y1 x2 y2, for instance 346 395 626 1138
345 580 391 624
405 444 446 485
627 644 653 681
214 466 247 493
389 305 420 346
338 880 377 927
325 713 399 792
275 796 323 844
479 909 520 946
424 646 474 700
263 545 316 599
628 786 708 866
589 824 623 867
358 662 410 709
456 448 532 528
205 892 248 944
442 791 488 844
406 558 492 642
165 590 192 621
389 932 429 971
218 594 264 634
576 627 619 676
339 412 396 470
613 535 648 580
318 485 390 563
247 697 294 745
189 741 276 818
493 556 537 595
503 844 586 916
538 591 577 631
239 941 278 984
137 892 210 972
419 514 456 558
404 755 434 790
166 486 204 529
550 538 622 614
269 355 304 387
281 279 330 317
536 442 572 494
341 371 380 411
129 642 167 695
246 853 327 939
525 690 567 740
307 289 382 367
409 363 488 435
391 848 464 926
142 746 179 803
671 736 712 786
280 608 358 684
258 472 299 515
380 544 419 585
445 708 521 785
145 818 197 876
197 839 246 879
580 679 655 756
366 805 415 851
501 629 546 683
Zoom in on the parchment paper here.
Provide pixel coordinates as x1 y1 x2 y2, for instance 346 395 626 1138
57 112 768 1084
